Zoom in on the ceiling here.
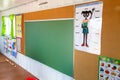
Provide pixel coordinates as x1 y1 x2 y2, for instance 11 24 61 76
0 0 38 11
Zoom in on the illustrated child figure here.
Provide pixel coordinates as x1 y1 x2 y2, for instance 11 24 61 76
81 8 95 47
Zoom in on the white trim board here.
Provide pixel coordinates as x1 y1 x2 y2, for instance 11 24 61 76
24 18 74 22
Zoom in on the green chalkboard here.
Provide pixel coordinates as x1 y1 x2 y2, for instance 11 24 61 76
25 19 73 76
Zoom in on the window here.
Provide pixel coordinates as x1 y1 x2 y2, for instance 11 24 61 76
5 16 11 36
2 15 16 38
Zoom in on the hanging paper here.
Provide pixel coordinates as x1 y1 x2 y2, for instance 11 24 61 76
74 1 103 55
16 38 21 52
11 39 17 58
16 14 22 38
4 37 9 53
99 56 120 80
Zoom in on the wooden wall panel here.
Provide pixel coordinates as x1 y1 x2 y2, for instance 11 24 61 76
101 0 120 59
24 6 74 20
74 50 98 80
21 14 25 54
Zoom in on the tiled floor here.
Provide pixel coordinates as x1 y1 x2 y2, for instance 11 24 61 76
0 53 38 80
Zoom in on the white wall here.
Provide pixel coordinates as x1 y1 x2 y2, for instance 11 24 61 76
0 0 97 80
1 0 97 15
